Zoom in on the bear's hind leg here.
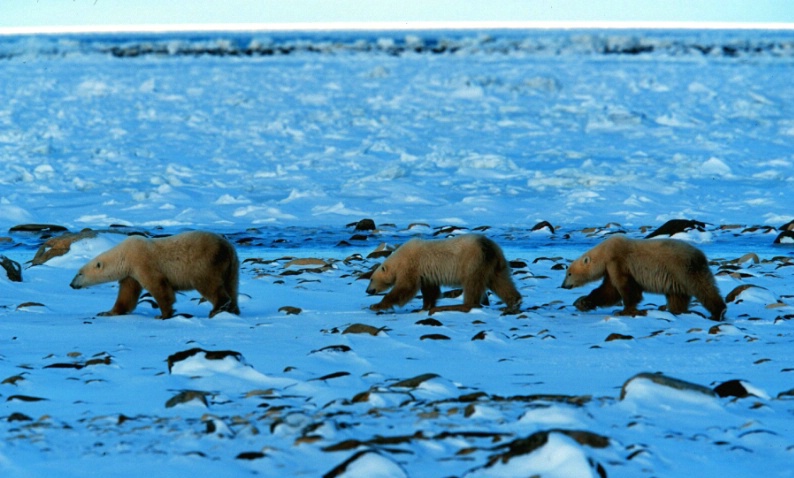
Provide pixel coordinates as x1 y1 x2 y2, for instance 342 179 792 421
196 280 239 318
665 293 691 315
609 272 645 317
489 269 522 312
429 279 485 315
99 277 143 316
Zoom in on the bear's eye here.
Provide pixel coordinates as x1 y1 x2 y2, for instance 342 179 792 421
380 265 387 273
95 262 102 269
583 256 590 265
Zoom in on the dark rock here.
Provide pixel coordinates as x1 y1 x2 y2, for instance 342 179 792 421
351 218 376 231
420 334 451 341
31 230 100 266
620 372 717 400
531 220 555 234
606 333 634 342
713 379 752 398
0 255 22 282
278 306 302 315
166 348 244 373
773 230 794 244
484 429 609 470
342 323 383 336
390 373 440 389
9 224 68 234
645 219 707 238
323 450 406 478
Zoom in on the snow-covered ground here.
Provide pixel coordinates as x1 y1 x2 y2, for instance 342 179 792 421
0 29 793 477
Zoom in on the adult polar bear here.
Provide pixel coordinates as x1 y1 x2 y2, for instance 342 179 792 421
562 235 726 321
70 231 239 319
366 234 522 314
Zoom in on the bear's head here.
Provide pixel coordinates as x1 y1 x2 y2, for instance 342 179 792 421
561 253 605 289
70 243 131 289
366 262 397 295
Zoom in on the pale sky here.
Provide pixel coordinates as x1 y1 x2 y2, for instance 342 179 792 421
2 0 793 32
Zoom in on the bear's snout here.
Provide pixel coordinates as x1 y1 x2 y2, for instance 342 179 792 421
70 274 83 289
366 286 377 295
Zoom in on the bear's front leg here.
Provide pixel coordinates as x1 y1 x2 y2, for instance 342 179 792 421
573 275 622 312
420 282 441 310
143 275 176 319
370 284 419 312
98 277 143 316
609 271 644 316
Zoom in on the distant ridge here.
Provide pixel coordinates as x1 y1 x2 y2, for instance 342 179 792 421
3 21 794 36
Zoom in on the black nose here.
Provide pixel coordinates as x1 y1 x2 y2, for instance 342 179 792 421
366 287 376 295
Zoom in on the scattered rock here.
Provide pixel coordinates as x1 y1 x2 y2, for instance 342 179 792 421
0 256 22 282
620 372 717 400
236 451 266 460
342 323 384 336
645 219 707 238
324 450 408 478
278 306 302 315
310 345 352 354
7 412 33 422
6 395 47 402
9 224 68 235
531 220 555 234
773 230 794 244
482 429 609 472
166 348 244 373
31 230 99 266
391 373 440 389
310 371 351 382
16 302 45 310
165 390 210 408
420 334 451 341
349 218 376 231
1 374 26 385
283 258 329 268
727 252 760 265
713 379 752 398
416 318 443 327
605 333 634 342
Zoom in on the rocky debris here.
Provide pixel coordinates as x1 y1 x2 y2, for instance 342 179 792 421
347 218 376 232
531 220 555 234
0 255 22 282
620 372 717 400
645 219 707 238
9 224 68 235
31 229 99 265
166 348 244 373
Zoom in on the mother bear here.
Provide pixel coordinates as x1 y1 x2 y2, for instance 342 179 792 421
70 231 239 319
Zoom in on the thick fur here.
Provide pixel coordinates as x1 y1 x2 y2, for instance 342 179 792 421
70 231 240 319
561 235 726 321
366 235 521 314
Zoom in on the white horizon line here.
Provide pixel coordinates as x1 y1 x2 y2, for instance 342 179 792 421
2 20 794 36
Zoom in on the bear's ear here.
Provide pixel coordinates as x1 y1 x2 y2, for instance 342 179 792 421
582 256 590 265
